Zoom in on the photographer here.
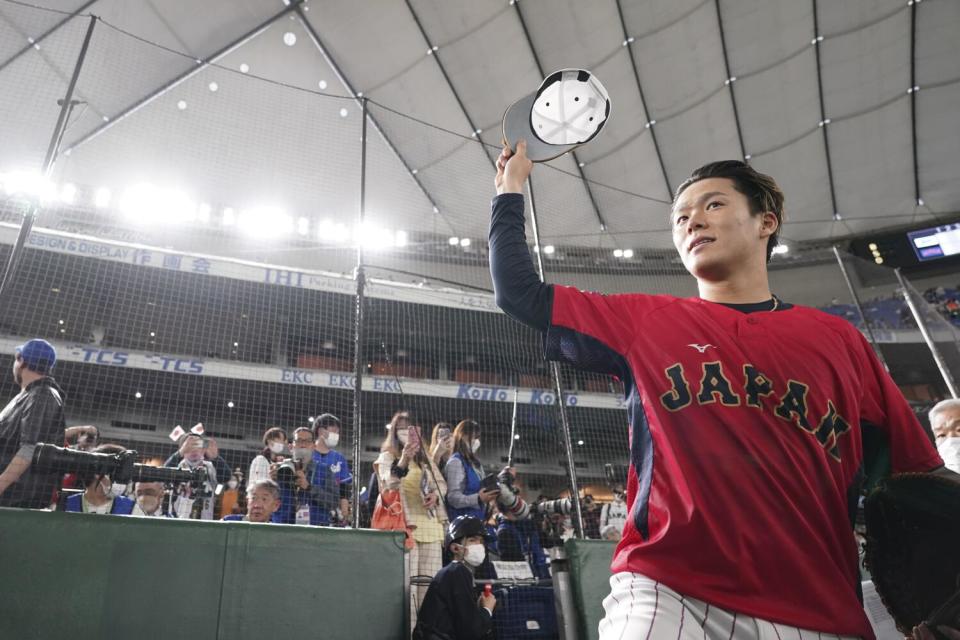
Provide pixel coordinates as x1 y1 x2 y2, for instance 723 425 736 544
274 422 350 526
443 420 498 523
0 339 66 509
163 426 231 485
172 434 218 519
63 444 136 515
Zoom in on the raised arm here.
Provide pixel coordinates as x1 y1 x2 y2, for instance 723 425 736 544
489 140 552 331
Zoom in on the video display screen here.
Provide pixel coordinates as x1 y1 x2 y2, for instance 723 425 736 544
908 223 960 262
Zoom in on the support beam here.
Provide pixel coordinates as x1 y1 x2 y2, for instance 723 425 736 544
512 2 608 230
0 15 97 306
296 7 448 230
0 0 98 75
614 0 673 198
404 0 497 168
714 0 747 161
62 0 304 154
908 0 921 207
811 0 840 220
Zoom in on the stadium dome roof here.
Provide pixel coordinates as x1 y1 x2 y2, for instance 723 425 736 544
1 0 958 252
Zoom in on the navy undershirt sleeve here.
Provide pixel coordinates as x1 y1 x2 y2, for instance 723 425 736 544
488 193 553 332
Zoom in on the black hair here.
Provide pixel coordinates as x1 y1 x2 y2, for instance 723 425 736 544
674 160 785 263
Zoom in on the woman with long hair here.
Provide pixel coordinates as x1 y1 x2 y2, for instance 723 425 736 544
373 410 447 632
442 419 499 523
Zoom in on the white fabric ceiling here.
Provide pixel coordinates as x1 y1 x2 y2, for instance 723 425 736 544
1 0 958 252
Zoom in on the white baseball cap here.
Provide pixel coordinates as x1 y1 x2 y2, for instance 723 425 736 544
502 69 611 162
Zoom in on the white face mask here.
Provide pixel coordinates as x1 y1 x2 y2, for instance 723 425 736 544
269 442 285 455
937 437 960 473
397 431 409 445
227 479 239 490
471 438 481 454
463 543 486 567
324 432 340 448
107 482 128 498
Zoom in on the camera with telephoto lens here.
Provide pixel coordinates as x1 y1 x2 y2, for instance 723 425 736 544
536 497 573 517
495 467 531 520
31 443 207 487
275 458 302 485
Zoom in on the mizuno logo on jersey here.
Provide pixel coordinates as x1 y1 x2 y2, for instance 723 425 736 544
687 343 716 353
658 361 852 462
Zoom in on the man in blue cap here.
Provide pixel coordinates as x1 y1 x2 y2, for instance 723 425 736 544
0 339 67 508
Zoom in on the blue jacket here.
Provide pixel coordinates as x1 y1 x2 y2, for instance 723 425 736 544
65 494 135 515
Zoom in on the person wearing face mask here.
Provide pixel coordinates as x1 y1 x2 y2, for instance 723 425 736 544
443 420 498 525
64 444 135 515
306 413 353 526
600 485 628 541
219 473 243 518
249 427 288 485
413 516 496 640
0 340 66 509
132 481 169 517
173 434 218 519
374 410 448 632
929 399 960 474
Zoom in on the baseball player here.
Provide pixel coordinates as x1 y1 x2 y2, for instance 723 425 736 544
488 140 954 639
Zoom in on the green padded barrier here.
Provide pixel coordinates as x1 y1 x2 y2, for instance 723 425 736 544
0 508 406 640
218 524 407 639
565 538 617 640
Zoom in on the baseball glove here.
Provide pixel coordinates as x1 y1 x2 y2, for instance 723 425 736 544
863 472 960 636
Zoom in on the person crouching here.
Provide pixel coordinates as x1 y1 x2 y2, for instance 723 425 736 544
413 515 496 640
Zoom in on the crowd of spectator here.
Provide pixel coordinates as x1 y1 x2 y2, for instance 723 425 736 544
818 285 960 330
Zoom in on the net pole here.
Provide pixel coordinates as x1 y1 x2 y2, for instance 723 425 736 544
350 97 369 527
527 174 585 539
895 268 959 398
831 246 889 371
0 14 96 306
506 387 519 467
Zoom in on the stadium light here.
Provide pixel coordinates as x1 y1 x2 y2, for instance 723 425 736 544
622 249 634 258
394 230 408 248
297 217 310 236
94 187 112 208
317 219 350 243
134 391 142 399
771 244 789 256
0 169 57 202
357 221 399 250
59 183 77 204
448 236 459 245
119 183 197 224
227 401 235 408
222 207 236 226
543 245 555 255
197 203 211 223
613 249 623 258
238 205 293 237
459 238 471 247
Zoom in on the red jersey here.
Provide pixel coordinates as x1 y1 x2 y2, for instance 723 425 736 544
547 288 942 639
